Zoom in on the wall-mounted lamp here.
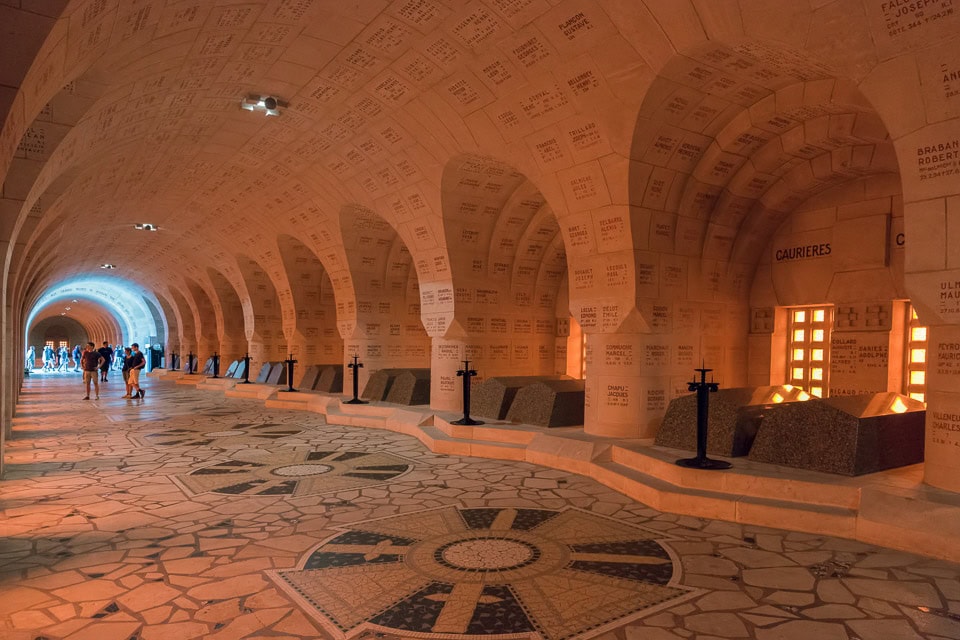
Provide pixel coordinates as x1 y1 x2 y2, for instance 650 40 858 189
134 223 158 231
241 94 285 116
100 264 115 269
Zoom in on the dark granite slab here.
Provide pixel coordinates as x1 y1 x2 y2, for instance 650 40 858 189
748 392 926 475
473 376 569 421
362 369 405 401
315 365 344 392
655 386 810 457
263 362 284 385
254 362 274 384
231 360 249 379
299 364 322 391
225 360 240 377
385 369 431 405
505 379 585 427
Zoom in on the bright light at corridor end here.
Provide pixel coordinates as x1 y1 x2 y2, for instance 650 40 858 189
26 276 163 349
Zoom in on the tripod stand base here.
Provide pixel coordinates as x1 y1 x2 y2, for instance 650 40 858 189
675 456 732 470
344 398 368 405
283 388 298 393
451 417 484 426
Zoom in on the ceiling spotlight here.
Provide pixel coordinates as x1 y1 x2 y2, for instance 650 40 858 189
134 223 158 231
100 264 115 269
241 94 285 116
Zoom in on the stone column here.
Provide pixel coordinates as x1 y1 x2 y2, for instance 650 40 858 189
924 324 960 492
583 331 673 439
430 337 465 412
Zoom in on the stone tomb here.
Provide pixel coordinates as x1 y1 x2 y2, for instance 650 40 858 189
231 360 249 379
314 365 343 393
505 379 585 427
225 360 240 377
748 392 926 475
254 363 273 384
299 364 322 391
384 369 431 405
655 386 811 457
361 368 404 401
473 375 570 421
267 362 286 385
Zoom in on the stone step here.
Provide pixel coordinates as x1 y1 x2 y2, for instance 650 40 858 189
611 445 861 511
594 461 858 538
225 384 278 400
433 416 540 446
415 424 527 460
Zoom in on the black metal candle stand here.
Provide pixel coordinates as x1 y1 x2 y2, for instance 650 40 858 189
451 360 483 426
675 367 732 470
241 353 252 384
345 355 367 404
283 353 298 392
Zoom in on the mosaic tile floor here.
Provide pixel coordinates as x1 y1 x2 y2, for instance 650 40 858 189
1 376 959 640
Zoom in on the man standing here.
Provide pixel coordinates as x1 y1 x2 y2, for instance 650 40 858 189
128 343 146 399
80 342 104 400
97 341 113 382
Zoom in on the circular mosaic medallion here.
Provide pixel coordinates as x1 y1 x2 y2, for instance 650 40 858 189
272 506 698 640
272 463 333 477
437 537 538 571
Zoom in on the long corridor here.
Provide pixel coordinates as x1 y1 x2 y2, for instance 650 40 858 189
1 375 958 640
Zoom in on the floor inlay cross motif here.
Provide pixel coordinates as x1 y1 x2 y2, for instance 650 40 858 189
174 449 415 497
135 421 304 447
271 505 697 640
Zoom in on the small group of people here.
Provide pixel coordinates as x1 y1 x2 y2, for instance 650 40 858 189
79 341 146 401
33 344 73 371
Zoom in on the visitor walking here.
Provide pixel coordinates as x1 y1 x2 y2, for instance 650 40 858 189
97 341 113 382
127 343 146 399
79 342 104 400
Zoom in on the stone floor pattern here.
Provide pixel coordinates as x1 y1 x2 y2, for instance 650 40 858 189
1 375 959 640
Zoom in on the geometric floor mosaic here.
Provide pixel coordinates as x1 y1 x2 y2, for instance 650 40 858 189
174 449 415 497
272 506 698 640
135 422 303 448
4 376 960 640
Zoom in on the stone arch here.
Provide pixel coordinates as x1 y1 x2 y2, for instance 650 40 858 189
431 155 573 410
183 278 219 359
337 205 428 392
236 254 284 366
591 39 901 439
276 234 342 367
206 267 247 362
168 288 198 358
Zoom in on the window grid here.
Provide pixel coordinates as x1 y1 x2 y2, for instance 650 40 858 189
905 305 928 403
787 306 832 398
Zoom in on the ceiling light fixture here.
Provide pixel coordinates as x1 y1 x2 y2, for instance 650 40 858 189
100 264 115 269
134 223 159 231
241 94 285 116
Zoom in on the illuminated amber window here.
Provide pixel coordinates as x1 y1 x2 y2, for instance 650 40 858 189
580 334 587 379
787 305 832 398
905 305 928 403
